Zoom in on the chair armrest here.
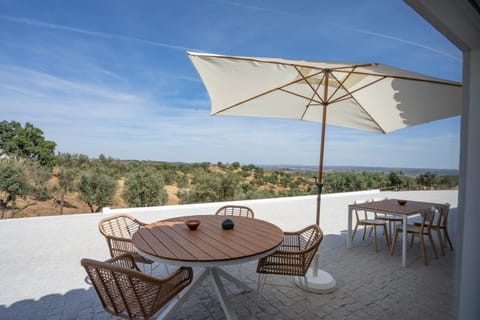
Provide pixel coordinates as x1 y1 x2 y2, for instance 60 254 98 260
105 253 141 271
283 224 316 236
105 234 134 243
156 266 193 285
274 236 322 256
146 266 193 313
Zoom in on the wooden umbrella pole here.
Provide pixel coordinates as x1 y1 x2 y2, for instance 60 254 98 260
316 70 330 226
316 107 327 225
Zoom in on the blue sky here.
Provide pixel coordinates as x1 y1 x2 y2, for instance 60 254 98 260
0 0 462 169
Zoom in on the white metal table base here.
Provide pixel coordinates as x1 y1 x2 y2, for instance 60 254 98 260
157 267 251 320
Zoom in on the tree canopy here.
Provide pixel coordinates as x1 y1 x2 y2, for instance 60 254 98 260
122 167 168 207
0 121 56 166
0 161 29 218
78 167 116 213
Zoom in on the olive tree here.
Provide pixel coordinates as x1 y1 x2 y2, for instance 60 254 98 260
57 168 78 214
122 168 168 207
0 161 29 218
25 161 53 201
78 168 116 213
178 170 240 204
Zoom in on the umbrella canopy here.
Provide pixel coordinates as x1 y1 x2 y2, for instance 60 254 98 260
187 51 462 225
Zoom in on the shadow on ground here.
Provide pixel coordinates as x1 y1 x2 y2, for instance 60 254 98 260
0 287 104 320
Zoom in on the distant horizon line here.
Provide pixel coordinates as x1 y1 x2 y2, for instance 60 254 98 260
112 158 458 172
258 164 459 173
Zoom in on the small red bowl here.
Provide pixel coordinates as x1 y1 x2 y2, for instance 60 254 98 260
185 219 201 230
397 200 407 206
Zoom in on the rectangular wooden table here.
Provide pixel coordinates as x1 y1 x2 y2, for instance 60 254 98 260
347 198 440 267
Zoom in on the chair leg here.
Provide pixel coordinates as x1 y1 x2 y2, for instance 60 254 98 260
410 234 415 248
383 224 390 247
373 225 378 252
443 229 454 250
428 232 439 259
436 229 446 256
391 229 399 255
362 225 367 240
420 234 428 265
368 226 374 238
352 223 359 241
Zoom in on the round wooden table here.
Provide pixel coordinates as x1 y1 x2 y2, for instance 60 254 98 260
132 215 284 320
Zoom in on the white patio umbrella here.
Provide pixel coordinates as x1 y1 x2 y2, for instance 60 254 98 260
187 51 462 292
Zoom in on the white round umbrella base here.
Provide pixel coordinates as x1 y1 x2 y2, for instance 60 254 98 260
295 269 336 293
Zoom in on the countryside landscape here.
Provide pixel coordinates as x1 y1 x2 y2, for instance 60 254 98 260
1 121 458 219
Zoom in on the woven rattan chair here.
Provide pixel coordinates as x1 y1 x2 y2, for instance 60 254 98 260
256 225 323 293
81 254 192 320
98 214 153 266
352 200 390 252
414 202 453 256
215 205 254 218
391 207 438 265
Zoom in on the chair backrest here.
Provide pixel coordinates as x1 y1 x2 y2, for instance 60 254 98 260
298 225 323 273
99 214 144 239
99 214 145 258
438 203 451 228
419 207 437 232
215 205 254 218
81 254 192 320
298 224 323 251
354 199 370 220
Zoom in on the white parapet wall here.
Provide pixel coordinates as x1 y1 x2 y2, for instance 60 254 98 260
102 189 382 232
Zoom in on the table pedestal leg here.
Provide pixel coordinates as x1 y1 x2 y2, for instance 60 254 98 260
210 268 239 320
156 267 248 320
216 267 252 293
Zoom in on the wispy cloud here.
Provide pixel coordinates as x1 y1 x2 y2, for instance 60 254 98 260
330 24 461 62
213 1 460 62
0 65 139 103
0 63 323 163
0 14 199 52
214 0 307 19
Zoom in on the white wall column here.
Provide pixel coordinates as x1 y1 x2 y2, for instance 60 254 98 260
456 48 480 319
403 2 480 318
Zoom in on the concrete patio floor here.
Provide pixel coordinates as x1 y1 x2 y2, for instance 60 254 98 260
0 189 457 320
